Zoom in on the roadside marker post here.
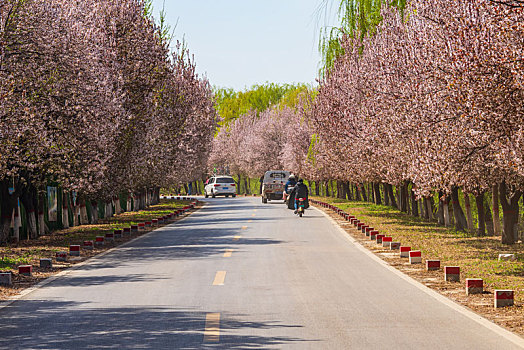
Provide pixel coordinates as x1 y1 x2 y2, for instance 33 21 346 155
0 273 12 286
40 258 52 268
18 265 32 276
409 251 422 264
494 290 514 308
382 236 392 248
400 246 411 258
466 279 483 295
56 251 67 261
426 260 441 271
114 230 123 239
69 245 81 256
390 242 401 250
445 266 460 282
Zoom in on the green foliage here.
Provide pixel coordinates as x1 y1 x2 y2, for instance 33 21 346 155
318 0 406 76
0 255 30 269
213 83 307 126
143 0 154 18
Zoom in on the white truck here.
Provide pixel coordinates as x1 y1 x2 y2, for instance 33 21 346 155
261 170 290 204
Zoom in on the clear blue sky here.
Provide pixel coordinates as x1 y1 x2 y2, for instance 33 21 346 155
151 0 336 91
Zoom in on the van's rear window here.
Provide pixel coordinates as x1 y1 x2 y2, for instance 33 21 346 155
270 173 286 178
216 178 235 184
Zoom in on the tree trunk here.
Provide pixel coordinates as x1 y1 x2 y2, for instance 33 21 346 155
315 181 320 196
91 200 99 224
424 197 433 220
336 182 343 199
79 195 88 224
38 191 46 236
115 195 122 215
383 184 390 206
499 181 521 245
387 184 397 208
20 185 38 239
374 183 382 205
62 192 69 229
127 194 132 212
485 201 494 236
442 195 450 226
71 193 78 227
492 184 501 236
243 177 249 195
361 184 367 201
403 184 409 213
13 201 20 242
464 193 474 232
411 189 418 217
437 191 445 225
324 181 330 197
355 184 361 201
475 193 485 237
451 187 467 231
418 199 424 219
343 182 351 200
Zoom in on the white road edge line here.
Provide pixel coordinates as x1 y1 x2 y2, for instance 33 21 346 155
0 201 207 312
313 206 524 348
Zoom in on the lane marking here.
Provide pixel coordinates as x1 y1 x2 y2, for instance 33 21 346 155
248 220 252 223
233 235 241 241
204 313 220 342
241 226 247 230
224 249 233 258
253 209 257 212
251 214 256 217
213 271 226 285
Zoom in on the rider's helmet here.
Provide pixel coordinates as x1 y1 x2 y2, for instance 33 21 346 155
289 174 296 180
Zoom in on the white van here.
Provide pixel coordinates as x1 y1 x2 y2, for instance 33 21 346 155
261 170 290 203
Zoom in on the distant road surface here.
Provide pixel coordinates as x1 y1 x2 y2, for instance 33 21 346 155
0 196 522 349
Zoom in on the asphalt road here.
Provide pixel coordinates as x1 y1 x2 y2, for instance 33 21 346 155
0 196 522 349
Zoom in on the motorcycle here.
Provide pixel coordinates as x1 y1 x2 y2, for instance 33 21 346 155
296 197 306 217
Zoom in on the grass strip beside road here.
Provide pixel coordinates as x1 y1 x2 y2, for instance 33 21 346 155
0 199 197 300
312 196 524 336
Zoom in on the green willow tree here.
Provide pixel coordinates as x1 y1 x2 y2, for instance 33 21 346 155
319 0 406 75
213 83 307 126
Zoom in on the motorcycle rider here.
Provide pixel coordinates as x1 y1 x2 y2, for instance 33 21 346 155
293 178 309 214
283 174 297 202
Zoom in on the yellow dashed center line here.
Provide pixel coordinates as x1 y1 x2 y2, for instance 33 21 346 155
213 271 226 285
224 249 233 258
251 214 256 217
233 235 241 241
204 313 220 342
241 226 247 230
248 220 252 223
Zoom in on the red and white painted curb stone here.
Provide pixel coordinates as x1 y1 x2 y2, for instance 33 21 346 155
69 245 81 256
445 266 460 282
426 260 440 271
409 251 422 264
494 290 514 308
466 279 483 295
400 246 411 258
18 265 32 276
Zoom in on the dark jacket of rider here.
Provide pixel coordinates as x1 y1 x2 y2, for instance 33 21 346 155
294 182 309 200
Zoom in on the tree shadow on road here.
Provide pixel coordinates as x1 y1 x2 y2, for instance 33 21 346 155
0 300 319 349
